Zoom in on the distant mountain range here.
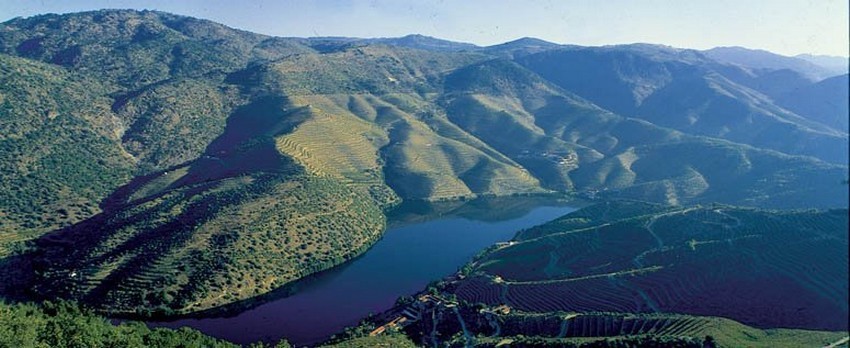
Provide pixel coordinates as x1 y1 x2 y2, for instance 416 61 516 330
704 46 847 80
795 53 848 73
0 10 846 316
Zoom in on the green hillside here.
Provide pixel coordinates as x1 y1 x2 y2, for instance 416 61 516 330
377 202 849 346
0 9 847 318
441 59 848 208
0 301 239 348
401 305 846 347
448 202 848 331
0 54 135 256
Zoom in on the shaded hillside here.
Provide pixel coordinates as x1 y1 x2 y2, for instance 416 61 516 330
777 74 849 132
447 202 849 331
23 93 387 315
398 304 846 347
515 46 849 164
441 59 848 208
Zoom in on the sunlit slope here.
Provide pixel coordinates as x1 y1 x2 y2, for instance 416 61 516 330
0 9 298 89
0 54 134 255
451 201 849 331
264 47 545 200
0 9 316 175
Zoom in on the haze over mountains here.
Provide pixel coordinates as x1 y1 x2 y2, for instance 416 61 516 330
0 9 847 318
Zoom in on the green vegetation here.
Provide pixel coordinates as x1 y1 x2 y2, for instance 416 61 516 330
0 54 134 256
319 334 417 348
116 78 241 172
452 202 848 330
378 202 848 347
0 301 237 347
391 298 846 347
0 9 847 323
474 335 706 348
393 202 847 347
440 58 848 208
30 166 385 315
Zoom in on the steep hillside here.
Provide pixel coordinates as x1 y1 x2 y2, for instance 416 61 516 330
777 74 849 132
0 10 847 317
441 59 848 208
259 44 545 200
447 202 849 331
4 90 381 315
0 54 134 256
0 11 395 314
359 202 848 347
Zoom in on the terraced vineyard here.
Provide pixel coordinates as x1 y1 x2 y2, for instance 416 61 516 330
31 170 385 315
401 300 847 347
446 201 849 331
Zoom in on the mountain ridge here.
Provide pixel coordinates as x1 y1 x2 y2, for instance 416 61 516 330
704 46 846 80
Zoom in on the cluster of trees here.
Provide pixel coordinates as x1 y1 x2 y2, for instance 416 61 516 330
1 295 411 348
0 300 241 347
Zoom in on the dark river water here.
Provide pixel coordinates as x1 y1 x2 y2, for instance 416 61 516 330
148 197 578 346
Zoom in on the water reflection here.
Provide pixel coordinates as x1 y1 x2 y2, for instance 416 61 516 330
148 196 580 346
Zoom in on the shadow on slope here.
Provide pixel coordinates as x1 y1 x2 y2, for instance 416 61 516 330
1 93 386 317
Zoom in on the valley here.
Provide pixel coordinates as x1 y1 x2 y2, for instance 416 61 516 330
0 8 847 348
358 202 849 347
147 197 578 346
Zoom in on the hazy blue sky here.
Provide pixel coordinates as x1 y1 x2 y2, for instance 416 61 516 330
2 0 847 56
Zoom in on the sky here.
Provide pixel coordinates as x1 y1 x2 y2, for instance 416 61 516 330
1 0 847 56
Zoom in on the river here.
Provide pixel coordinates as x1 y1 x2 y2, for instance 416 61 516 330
148 196 579 346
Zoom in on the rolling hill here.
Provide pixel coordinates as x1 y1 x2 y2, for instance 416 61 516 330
0 9 847 316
